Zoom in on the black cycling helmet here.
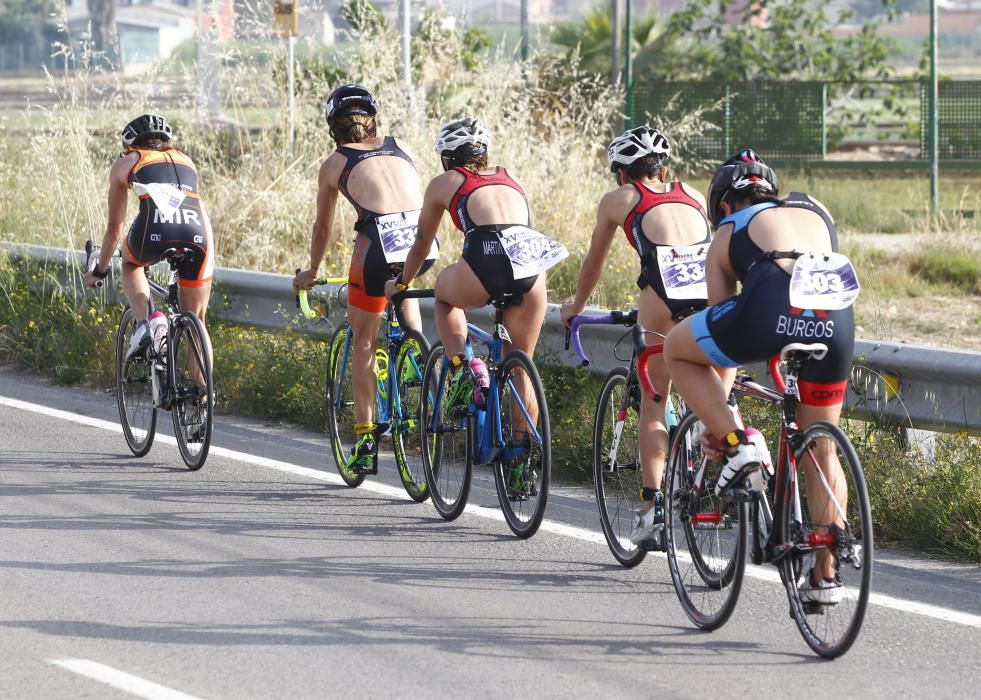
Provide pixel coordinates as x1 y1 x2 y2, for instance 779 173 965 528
120 113 172 149
324 83 378 125
706 149 779 227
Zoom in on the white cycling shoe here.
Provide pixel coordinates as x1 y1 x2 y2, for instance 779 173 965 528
799 568 843 605
714 441 764 496
126 321 150 360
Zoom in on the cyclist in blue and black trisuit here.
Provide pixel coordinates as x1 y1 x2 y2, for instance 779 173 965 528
664 149 857 605
560 126 711 548
84 113 215 365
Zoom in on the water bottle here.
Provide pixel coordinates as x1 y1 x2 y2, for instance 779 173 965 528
148 311 168 356
469 357 490 408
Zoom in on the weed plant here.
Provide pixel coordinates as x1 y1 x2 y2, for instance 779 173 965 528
1 251 978 560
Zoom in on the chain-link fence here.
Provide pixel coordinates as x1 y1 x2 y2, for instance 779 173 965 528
632 78 981 164
921 80 981 160
631 80 826 162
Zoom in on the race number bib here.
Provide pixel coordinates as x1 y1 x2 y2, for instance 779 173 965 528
655 244 708 300
132 182 186 220
789 252 860 310
497 226 569 279
375 210 437 264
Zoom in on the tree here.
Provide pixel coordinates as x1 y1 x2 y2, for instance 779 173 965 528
86 0 118 66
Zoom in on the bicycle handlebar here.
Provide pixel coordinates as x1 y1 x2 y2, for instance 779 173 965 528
84 240 103 288
295 273 349 319
391 288 434 331
565 309 637 366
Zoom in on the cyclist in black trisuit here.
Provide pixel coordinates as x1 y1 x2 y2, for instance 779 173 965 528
664 149 857 605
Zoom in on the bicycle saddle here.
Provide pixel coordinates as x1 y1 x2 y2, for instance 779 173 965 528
779 342 828 362
490 293 523 310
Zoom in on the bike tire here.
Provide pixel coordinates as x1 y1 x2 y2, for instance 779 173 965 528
781 420 873 659
593 367 647 567
170 311 213 471
493 349 551 539
665 411 747 631
326 324 366 487
392 330 431 502
115 306 157 456
420 343 473 520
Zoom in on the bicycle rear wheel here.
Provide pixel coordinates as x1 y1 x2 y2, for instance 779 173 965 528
665 411 746 631
170 312 213 471
781 421 873 659
392 331 431 502
326 324 365 487
494 350 551 539
420 343 473 520
593 368 646 567
115 306 157 456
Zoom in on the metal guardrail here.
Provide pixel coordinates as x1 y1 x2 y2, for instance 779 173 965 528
6 243 981 436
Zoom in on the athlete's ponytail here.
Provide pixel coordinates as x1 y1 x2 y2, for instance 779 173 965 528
331 113 378 144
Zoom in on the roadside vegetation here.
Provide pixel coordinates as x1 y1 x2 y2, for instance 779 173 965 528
0 251 978 562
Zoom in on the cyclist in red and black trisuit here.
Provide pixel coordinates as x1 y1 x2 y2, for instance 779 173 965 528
386 117 567 425
664 149 857 605
293 84 436 473
561 126 711 548
84 113 215 365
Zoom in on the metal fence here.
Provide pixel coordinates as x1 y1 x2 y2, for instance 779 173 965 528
632 78 981 166
920 80 981 160
6 242 981 436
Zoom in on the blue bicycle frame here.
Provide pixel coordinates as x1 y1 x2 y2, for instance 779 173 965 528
429 317 543 466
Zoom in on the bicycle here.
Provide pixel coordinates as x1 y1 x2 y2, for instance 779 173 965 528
419 292 551 539
298 278 433 500
567 309 682 567
86 240 214 470
647 343 873 658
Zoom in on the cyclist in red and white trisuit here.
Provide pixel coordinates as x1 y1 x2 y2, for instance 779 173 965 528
561 126 711 548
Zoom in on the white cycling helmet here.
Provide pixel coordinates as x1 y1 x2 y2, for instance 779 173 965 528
607 125 670 172
435 117 491 157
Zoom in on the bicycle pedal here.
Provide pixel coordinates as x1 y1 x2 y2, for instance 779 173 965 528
639 534 666 552
351 463 378 476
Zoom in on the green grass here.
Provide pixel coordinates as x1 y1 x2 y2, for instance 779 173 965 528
1 251 978 561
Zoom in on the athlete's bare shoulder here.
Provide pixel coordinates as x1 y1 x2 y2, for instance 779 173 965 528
390 137 417 162
109 151 139 183
805 195 833 221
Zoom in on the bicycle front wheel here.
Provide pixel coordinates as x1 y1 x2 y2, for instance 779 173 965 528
392 330 431 502
494 350 551 539
115 306 157 456
781 421 873 659
420 343 473 520
170 311 213 471
665 411 746 631
326 324 365 487
593 368 647 567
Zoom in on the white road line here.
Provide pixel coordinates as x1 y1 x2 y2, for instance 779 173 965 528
4 394 980 630
50 659 202 700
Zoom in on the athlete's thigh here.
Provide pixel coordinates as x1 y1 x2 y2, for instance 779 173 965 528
435 259 491 311
502 274 546 355
637 285 676 391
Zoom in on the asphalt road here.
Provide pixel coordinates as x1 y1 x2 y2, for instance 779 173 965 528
0 367 978 699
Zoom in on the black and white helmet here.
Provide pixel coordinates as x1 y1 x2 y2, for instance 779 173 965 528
435 118 491 158
707 149 779 227
121 113 172 148
607 126 670 173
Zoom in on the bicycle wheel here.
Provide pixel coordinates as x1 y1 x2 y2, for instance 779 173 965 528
392 330 431 502
494 350 551 539
115 306 157 456
781 420 873 659
593 368 647 567
170 312 213 471
665 411 747 631
420 343 473 520
326 324 365 487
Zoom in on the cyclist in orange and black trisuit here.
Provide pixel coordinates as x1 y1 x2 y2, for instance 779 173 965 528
84 113 215 365
292 84 436 473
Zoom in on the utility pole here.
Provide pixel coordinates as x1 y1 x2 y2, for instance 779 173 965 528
929 0 939 217
624 0 633 127
520 0 529 62
610 0 621 86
